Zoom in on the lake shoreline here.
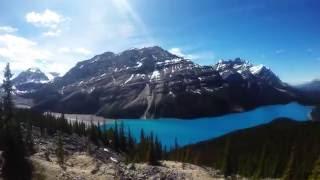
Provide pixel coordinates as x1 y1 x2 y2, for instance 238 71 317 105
105 103 313 147
44 112 114 125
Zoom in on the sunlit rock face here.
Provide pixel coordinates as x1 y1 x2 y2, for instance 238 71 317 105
29 46 298 118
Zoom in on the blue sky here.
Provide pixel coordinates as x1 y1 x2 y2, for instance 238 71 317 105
0 0 319 84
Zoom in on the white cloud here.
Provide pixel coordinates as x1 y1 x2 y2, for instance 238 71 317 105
42 62 70 74
26 9 66 29
58 47 91 55
169 47 215 65
0 34 51 72
118 23 135 38
43 29 62 37
0 34 91 76
26 9 69 37
58 47 71 53
169 48 183 56
169 48 195 59
74 48 91 55
0 26 18 33
0 0 153 77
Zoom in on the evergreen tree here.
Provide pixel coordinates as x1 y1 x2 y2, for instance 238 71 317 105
308 155 320 180
146 132 157 165
25 120 35 155
173 137 180 161
89 121 99 145
183 147 190 163
2 124 32 180
221 137 232 177
56 132 64 165
138 129 146 161
127 128 135 152
282 146 296 180
119 121 127 152
113 121 120 151
253 144 267 178
2 63 13 123
154 135 162 161
1 63 32 180
97 121 102 141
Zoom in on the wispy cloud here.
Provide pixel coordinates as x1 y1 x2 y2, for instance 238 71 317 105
169 48 194 59
169 47 215 64
307 48 313 53
58 47 91 55
275 49 285 54
26 9 70 37
275 49 286 54
0 26 18 33
111 0 152 42
43 29 62 37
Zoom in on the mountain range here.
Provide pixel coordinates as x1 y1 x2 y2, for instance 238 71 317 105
13 46 319 119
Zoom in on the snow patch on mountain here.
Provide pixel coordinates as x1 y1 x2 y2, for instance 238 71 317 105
150 70 161 80
28 67 42 73
250 65 265 75
124 74 134 84
135 61 143 68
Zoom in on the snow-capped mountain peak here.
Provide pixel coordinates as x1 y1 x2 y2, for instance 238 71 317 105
249 64 269 75
27 67 42 73
12 68 60 94
212 58 280 85
13 68 49 85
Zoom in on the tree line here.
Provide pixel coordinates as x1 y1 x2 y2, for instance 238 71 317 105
167 117 320 179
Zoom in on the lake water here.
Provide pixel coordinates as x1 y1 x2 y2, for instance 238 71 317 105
105 103 312 147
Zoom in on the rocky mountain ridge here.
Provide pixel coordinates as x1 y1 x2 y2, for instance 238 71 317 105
22 46 301 119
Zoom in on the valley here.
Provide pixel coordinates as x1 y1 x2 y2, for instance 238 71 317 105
1 0 320 179
0 47 319 180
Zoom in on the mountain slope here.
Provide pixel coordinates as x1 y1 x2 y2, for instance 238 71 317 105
31 46 298 118
293 80 320 104
169 118 320 179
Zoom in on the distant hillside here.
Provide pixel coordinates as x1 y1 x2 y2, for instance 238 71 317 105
294 80 320 104
169 118 320 179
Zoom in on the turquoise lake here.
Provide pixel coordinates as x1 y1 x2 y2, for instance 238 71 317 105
105 103 312 147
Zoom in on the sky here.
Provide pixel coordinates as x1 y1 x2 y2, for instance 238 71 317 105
0 0 319 84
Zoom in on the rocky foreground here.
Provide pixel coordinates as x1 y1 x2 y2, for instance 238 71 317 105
28 129 230 180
